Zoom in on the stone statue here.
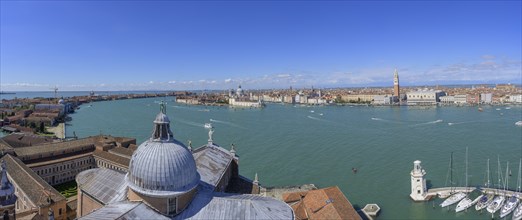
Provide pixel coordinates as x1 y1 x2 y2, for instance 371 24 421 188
208 128 214 141
160 101 166 114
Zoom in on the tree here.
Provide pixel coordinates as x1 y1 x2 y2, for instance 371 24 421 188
39 122 45 133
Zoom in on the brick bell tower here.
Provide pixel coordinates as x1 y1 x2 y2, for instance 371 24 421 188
393 69 400 100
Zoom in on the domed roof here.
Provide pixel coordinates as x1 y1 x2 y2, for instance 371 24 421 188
126 103 199 196
154 112 170 124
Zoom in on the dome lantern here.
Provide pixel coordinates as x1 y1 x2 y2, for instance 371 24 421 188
151 102 174 142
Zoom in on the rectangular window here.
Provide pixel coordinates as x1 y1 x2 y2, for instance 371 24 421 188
168 197 177 215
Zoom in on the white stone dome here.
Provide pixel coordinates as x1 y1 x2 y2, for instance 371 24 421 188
126 106 199 197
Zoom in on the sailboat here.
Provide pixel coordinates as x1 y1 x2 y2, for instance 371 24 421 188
512 159 522 220
456 148 481 212
501 160 519 218
487 157 506 214
441 152 466 207
476 158 495 210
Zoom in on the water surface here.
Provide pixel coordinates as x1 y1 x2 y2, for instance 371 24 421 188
66 97 522 219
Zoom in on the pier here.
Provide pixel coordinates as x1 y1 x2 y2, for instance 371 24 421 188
426 187 522 200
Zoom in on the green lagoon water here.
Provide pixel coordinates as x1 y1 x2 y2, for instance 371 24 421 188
66 97 522 219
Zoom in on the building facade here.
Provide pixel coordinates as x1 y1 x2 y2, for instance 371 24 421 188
406 90 446 105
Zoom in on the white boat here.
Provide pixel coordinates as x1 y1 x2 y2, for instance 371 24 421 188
497 108 502 111
441 192 466 207
476 159 494 210
506 107 511 110
512 203 522 220
487 157 506 214
455 147 473 212
502 160 522 218
456 190 482 212
516 121 522 126
441 152 465 207
501 195 519 218
512 159 522 220
476 193 495 210
487 195 506 213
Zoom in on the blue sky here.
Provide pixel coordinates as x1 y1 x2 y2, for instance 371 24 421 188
1 1 521 91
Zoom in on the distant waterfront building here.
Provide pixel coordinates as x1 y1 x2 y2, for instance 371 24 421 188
406 90 446 105
439 96 455 104
466 94 480 104
508 94 522 103
480 93 493 104
393 69 400 99
283 95 295 104
229 98 263 108
340 94 374 103
228 85 264 108
236 85 244 97
454 94 468 104
373 95 393 105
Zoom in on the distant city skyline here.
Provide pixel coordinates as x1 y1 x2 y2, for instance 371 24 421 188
1 1 521 91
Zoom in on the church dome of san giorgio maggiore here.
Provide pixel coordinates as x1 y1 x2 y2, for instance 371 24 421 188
125 103 200 197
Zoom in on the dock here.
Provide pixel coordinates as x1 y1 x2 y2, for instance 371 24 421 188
426 187 521 200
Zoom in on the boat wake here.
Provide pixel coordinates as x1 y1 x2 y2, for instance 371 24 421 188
209 119 245 129
447 120 485 126
411 119 443 126
371 117 401 124
170 105 188 109
307 115 321 120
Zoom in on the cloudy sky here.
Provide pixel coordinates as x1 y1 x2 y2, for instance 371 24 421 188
1 1 521 91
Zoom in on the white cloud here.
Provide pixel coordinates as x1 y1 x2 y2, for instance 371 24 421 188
2 56 519 91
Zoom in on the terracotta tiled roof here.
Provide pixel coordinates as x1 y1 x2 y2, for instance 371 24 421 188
93 150 130 168
1 133 54 148
283 191 307 203
3 154 65 207
0 139 14 152
14 137 95 159
283 186 360 220
108 147 134 159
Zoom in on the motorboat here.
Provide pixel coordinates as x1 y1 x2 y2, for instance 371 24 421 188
516 121 522 126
